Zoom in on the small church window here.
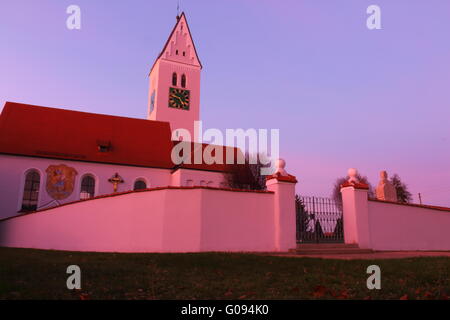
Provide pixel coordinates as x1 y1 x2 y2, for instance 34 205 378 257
172 72 177 86
183 51 186 57
97 140 111 153
176 50 179 55
181 74 186 88
149 90 155 115
80 175 95 199
134 179 147 190
21 170 40 212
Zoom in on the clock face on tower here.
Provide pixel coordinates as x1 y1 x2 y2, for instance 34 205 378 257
168 87 190 110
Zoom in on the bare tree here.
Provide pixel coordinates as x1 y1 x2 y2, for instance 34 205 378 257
225 153 267 190
390 174 413 203
332 173 374 209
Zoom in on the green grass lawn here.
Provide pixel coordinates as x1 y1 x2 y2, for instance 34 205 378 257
0 247 448 300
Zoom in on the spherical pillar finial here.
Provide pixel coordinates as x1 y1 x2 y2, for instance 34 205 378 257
275 158 288 176
348 168 359 184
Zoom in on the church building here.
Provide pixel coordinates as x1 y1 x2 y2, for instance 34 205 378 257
0 13 232 220
0 13 297 253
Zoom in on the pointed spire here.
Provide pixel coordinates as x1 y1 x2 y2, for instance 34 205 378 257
150 12 202 74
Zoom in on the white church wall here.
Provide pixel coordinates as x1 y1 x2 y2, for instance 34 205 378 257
0 187 277 252
0 154 172 219
170 168 227 188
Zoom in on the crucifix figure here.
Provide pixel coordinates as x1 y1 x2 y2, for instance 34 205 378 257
108 173 124 193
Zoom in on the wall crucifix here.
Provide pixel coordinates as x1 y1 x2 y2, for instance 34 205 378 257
108 173 124 193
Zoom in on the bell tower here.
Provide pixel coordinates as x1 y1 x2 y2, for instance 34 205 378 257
148 12 202 141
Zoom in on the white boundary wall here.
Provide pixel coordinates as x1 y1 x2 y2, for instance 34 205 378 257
341 185 450 251
0 180 297 252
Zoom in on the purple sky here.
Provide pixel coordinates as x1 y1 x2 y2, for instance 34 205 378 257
1 0 449 206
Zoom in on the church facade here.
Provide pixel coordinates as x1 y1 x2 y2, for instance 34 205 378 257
0 13 229 220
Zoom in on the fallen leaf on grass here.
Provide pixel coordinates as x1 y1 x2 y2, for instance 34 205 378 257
312 285 328 298
291 286 300 293
224 290 233 297
79 293 90 300
399 294 408 300
215 270 224 276
336 290 349 299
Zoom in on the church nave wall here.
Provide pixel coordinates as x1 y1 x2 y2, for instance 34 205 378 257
0 154 172 220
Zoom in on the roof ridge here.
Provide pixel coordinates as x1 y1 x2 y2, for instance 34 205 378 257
2 101 170 125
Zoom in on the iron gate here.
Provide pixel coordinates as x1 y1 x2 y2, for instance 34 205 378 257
296 196 344 243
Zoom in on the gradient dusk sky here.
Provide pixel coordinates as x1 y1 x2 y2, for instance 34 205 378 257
1 0 449 206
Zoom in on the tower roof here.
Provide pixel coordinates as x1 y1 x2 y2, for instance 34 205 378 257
150 12 202 74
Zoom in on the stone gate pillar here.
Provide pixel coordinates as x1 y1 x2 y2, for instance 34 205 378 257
340 168 371 249
266 159 298 251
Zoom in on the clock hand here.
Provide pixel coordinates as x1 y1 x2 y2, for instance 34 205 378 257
175 93 185 103
173 95 182 104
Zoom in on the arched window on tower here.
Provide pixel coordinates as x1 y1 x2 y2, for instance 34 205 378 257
21 170 40 212
134 179 147 191
172 72 177 86
181 74 186 88
80 175 95 199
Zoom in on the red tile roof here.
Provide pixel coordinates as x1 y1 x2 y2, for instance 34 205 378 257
340 181 370 190
173 141 242 172
266 172 298 183
0 102 240 173
0 102 175 168
369 198 450 213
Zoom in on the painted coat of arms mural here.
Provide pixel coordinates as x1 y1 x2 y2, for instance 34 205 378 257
46 164 78 200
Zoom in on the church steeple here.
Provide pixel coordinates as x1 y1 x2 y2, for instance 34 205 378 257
163 13 201 68
147 12 202 141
